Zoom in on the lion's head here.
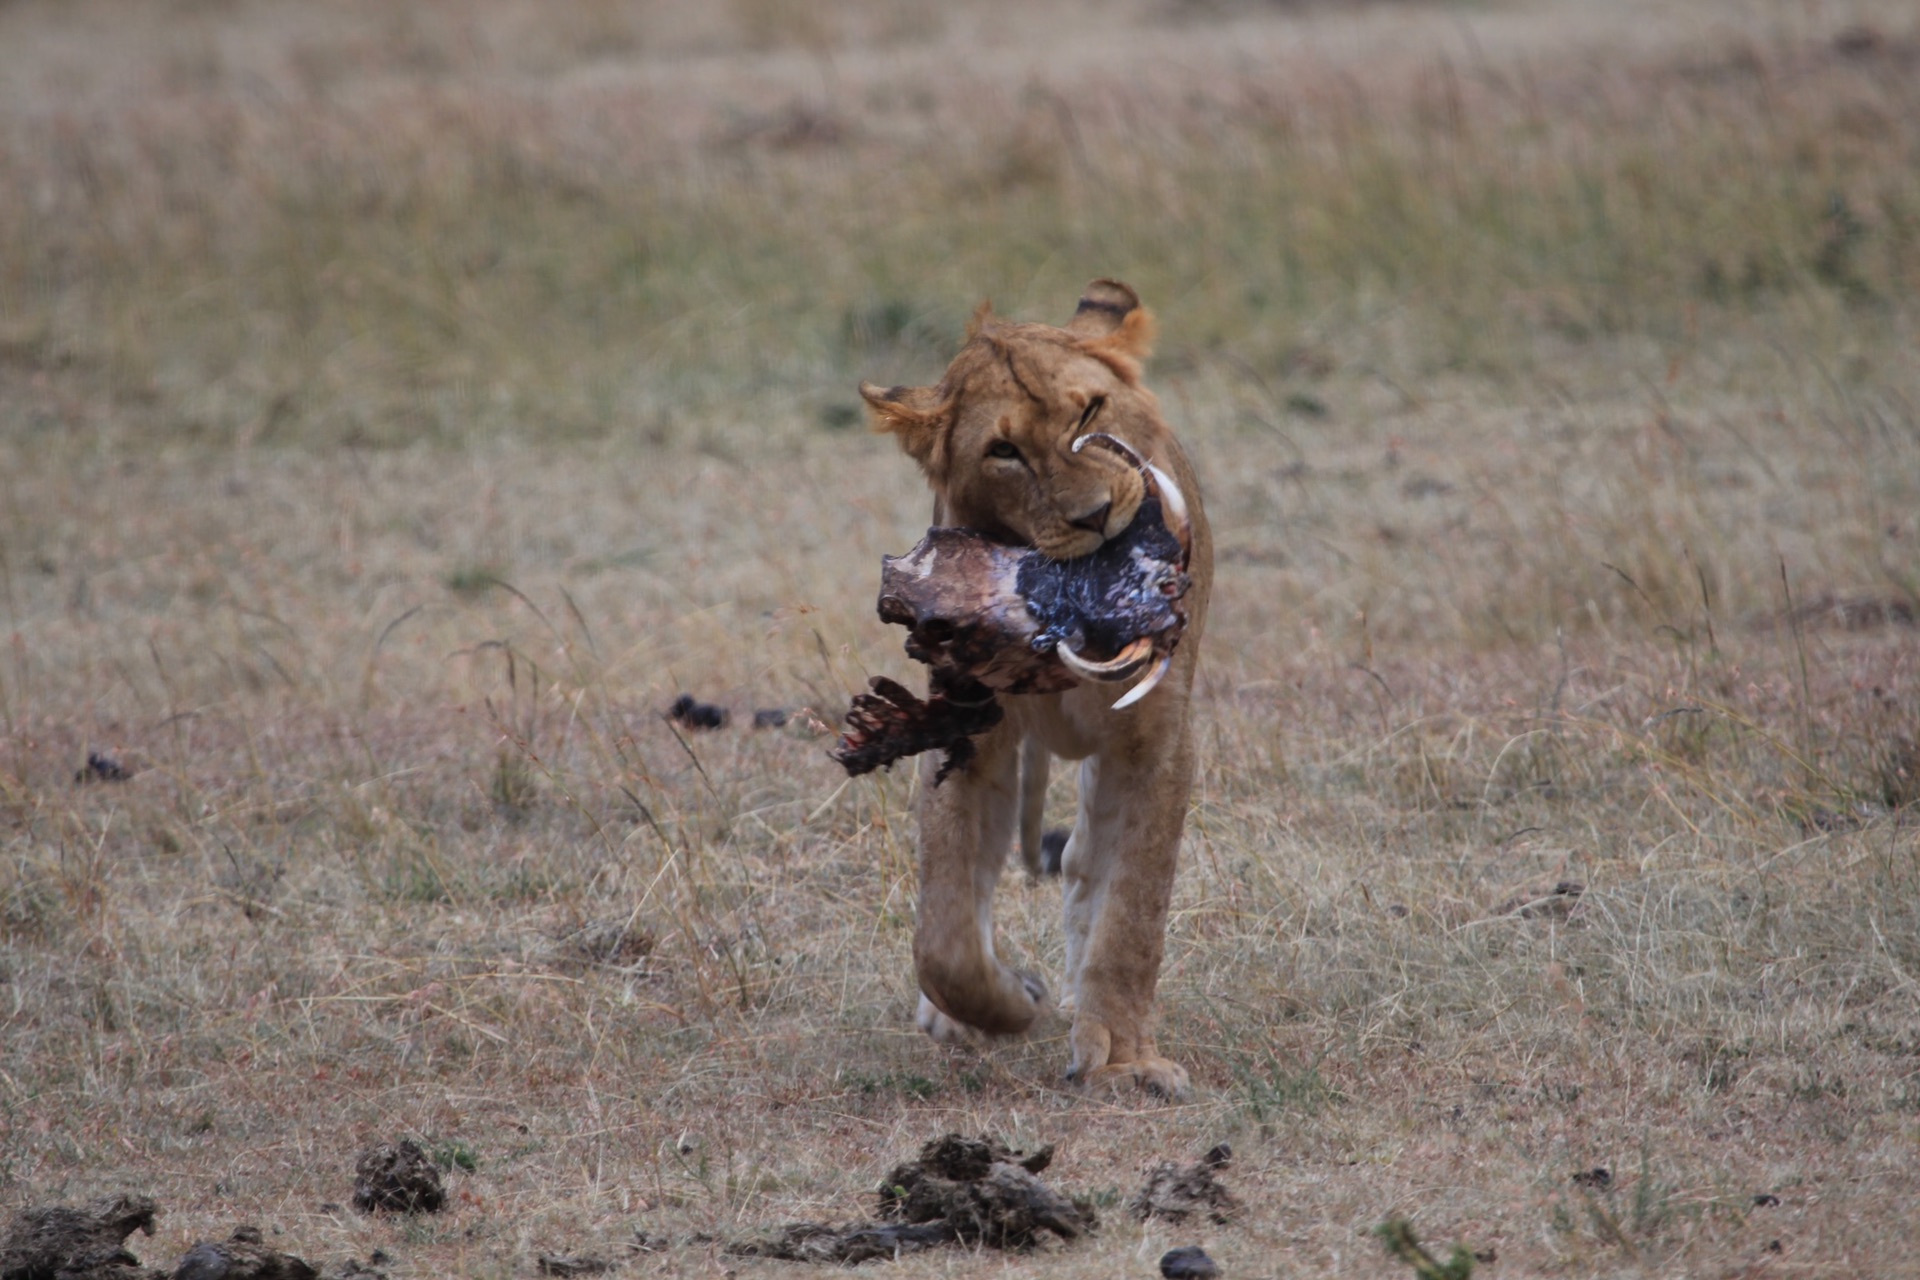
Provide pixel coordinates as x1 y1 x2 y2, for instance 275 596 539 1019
860 279 1174 561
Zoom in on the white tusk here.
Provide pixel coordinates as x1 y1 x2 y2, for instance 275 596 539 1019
1072 431 1144 466
1056 635 1154 683
1144 461 1191 552
1074 433 1190 555
1109 653 1173 710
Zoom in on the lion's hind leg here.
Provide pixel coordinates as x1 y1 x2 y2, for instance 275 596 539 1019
1016 733 1054 878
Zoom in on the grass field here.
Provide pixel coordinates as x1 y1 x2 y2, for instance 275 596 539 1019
3 0 1919 1275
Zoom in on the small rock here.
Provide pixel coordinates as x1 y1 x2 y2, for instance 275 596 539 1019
1160 1245 1220 1280
751 708 789 729
351 1140 446 1214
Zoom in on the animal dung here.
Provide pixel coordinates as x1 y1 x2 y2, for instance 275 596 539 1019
665 694 728 730
1129 1146 1241 1225
727 1133 1096 1263
351 1140 446 1214
75 750 132 783
1 1200 335 1280
171 1226 318 1280
873 1133 1094 1249
0 1194 159 1279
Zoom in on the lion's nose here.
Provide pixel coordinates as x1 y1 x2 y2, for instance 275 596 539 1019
1068 500 1112 535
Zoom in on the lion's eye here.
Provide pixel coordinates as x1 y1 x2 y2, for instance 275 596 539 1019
987 440 1021 460
1077 396 1107 431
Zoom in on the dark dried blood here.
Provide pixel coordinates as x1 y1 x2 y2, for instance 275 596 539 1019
829 676 1002 784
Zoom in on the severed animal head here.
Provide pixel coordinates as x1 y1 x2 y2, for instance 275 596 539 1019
876 431 1191 710
833 436 1193 780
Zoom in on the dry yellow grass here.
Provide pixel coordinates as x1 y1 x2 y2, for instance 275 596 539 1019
3 1 1918 1277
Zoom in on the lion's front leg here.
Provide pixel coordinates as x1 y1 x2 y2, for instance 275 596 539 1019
912 718 1048 1038
1059 740 1194 1099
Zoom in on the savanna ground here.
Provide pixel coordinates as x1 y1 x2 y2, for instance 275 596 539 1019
3 0 1919 1275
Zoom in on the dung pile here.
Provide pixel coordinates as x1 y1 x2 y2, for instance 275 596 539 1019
0 1202 322 1280
351 1140 445 1215
171 1227 317 1280
729 1134 1096 1264
1130 1143 1241 1225
0 1195 162 1280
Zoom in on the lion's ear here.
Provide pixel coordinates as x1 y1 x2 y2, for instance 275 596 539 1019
859 381 951 475
1065 278 1154 361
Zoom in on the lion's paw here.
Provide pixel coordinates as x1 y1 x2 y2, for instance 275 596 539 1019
916 994 981 1046
915 970 1049 1045
1082 1055 1191 1102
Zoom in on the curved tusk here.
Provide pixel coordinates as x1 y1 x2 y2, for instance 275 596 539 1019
1074 433 1191 556
1143 461 1191 553
1072 430 1142 466
1109 653 1173 710
1056 635 1154 683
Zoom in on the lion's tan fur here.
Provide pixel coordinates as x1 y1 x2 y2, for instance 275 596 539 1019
861 280 1211 1098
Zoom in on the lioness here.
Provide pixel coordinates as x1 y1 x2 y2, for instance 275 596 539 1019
860 279 1211 1098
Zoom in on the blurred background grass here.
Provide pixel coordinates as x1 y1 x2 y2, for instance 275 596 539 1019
4 0 1916 661
6 0 1917 443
